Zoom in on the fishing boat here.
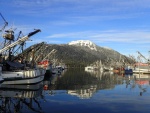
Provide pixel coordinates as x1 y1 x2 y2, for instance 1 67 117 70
132 51 150 74
0 29 46 84
124 66 133 74
37 49 60 75
1 67 45 85
133 63 150 74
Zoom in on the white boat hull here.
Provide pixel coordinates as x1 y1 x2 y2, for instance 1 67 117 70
1 68 46 84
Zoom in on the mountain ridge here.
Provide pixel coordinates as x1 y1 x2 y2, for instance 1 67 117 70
19 41 133 67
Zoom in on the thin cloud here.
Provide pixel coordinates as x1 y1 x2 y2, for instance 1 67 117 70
49 21 76 26
46 30 150 44
2 0 150 17
46 31 93 38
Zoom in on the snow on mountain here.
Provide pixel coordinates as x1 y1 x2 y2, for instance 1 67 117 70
68 40 97 51
103 46 112 50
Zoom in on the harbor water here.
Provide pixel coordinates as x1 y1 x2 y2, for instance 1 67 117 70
0 68 150 113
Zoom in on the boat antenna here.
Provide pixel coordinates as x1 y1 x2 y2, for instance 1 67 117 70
0 12 8 31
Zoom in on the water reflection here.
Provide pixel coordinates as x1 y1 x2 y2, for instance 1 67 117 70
0 69 150 113
44 69 120 99
133 74 150 96
114 73 150 96
58 68 150 98
0 82 44 113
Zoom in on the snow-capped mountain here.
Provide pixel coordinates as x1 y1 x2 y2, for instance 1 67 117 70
68 40 97 51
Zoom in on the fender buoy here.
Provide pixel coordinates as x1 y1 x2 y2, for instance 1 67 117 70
44 85 48 90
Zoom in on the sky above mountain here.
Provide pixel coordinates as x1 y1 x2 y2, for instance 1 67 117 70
0 0 150 60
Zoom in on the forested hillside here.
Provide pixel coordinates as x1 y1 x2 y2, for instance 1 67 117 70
18 42 133 67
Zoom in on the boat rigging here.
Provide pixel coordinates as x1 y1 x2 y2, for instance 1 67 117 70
0 29 41 54
137 51 150 64
0 12 8 32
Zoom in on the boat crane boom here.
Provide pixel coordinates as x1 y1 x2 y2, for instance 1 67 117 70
0 29 41 53
42 49 57 61
137 51 150 63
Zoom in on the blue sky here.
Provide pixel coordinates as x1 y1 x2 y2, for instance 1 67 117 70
0 0 150 59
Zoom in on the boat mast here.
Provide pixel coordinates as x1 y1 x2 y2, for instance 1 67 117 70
0 12 8 32
0 29 41 54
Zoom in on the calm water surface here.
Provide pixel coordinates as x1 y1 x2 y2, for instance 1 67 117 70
0 68 150 113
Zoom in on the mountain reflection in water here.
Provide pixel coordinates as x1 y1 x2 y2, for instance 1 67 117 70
0 68 150 113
